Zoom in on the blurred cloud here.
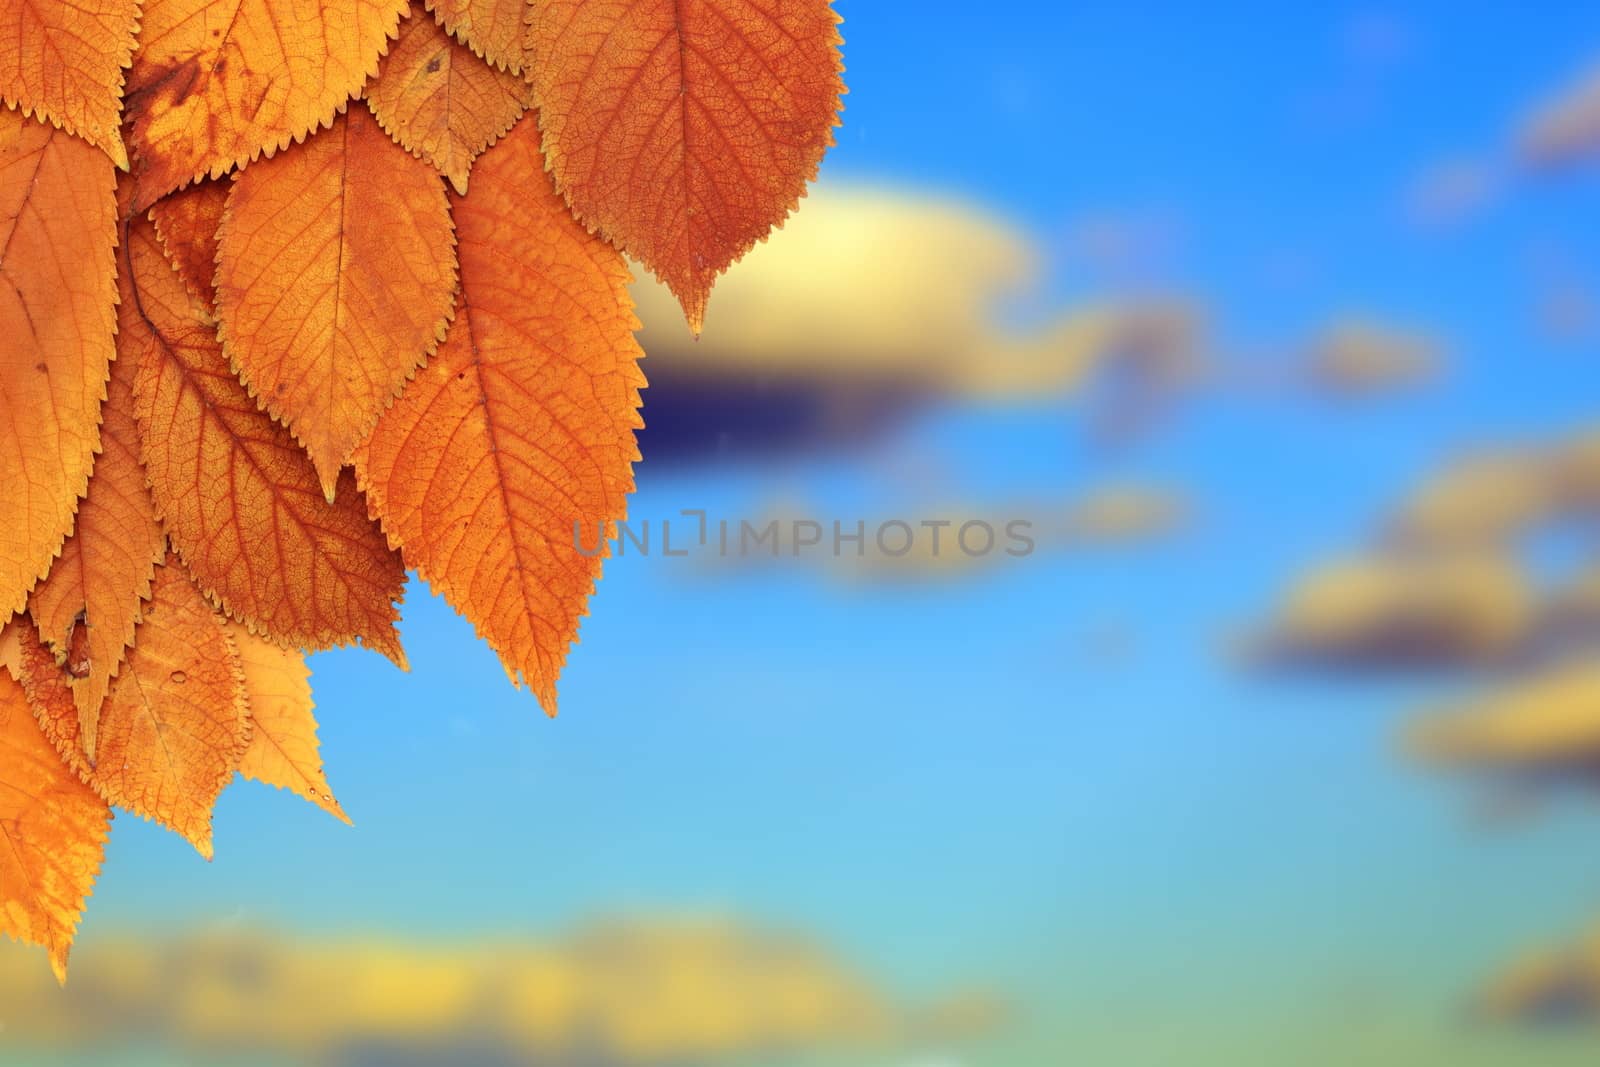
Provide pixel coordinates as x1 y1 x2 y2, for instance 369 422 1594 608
1241 552 1535 674
1547 561 1600 635
1208 315 1447 409
1400 52 1600 232
1519 65 1600 170
1386 449 1553 549
1387 430 1600 549
1301 318 1444 400
0 918 1003 1065
1057 482 1194 546
1245 422 1600 678
1478 924 1600 1026
631 184 1452 466
629 185 1206 461
1405 661 1600 790
1405 159 1501 228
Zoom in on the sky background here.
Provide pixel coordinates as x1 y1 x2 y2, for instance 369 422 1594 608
12 3 1600 1065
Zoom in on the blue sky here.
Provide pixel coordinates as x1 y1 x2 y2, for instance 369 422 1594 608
56 4 1600 1064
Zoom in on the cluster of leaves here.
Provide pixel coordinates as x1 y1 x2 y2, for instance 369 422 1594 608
0 0 843 980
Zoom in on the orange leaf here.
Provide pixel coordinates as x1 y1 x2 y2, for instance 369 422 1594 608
355 119 644 712
229 622 351 825
119 211 409 664
0 670 111 984
366 2 534 195
215 102 457 498
426 0 529 72
0 0 141 168
526 0 845 332
19 558 249 860
123 0 410 209
148 179 229 308
28 347 166 762
0 618 19 679
0 108 116 619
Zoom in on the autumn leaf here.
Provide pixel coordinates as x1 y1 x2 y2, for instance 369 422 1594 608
123 0 410 209
0 669 112 984
216 101 457 498
120 210 409 663
526 0 845 331
355 118 644 712
366 2 534 195
28 346 166 761
0 618 19 679
20 557 249 860
229 622 350 825
0 107 117 620
148 178 229 307
0 0 141 168
0 0 844 980
426 0 529 73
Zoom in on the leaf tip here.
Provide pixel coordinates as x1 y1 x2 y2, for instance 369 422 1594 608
374 631 410 672
49 948 70 987
680 292 708 337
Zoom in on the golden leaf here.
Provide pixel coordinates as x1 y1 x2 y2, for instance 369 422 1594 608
526 0 845 331
0 0 141 167
0 618 19 679
356 118 643 712
28 345 166 761
229 621 351 825
366 2 533 195
119 210 408 663
215 102 457 498
0 0 846 979
123 0 410 208
425 0 529 72
20 557 249 860
0 670 111 984
0 107 116 619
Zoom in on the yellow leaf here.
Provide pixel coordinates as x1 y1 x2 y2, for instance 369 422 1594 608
526 0 845 331
215 102 457 499
123 0 410 209
355 118 644 712
0 107 116 619
366 2 533 195
229 622 351 825
0 618 19 679
0 614 19 681
0 0 141 167
20 558 250 860
119 209 409 663
28 346 166 762
0 670 111 984
426 0 529 72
